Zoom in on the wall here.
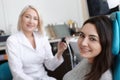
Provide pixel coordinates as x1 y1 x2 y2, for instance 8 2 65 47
80 0 89 21
0 0 6 31
0 0 89 34
107 0 120 9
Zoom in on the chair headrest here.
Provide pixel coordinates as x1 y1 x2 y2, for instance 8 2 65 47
110 11 120 55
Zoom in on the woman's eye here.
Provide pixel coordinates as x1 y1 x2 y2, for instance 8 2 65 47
25 15 30 18
34 17 38 20
79 33 85 38
90 38 97 41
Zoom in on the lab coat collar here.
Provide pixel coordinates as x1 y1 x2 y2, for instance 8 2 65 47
18 31 38 50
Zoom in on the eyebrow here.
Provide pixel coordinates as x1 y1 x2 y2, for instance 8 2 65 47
79 31 83 34
89 35 99 39
79 31 99 38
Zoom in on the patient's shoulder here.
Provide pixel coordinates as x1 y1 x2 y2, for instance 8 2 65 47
100 69 112 80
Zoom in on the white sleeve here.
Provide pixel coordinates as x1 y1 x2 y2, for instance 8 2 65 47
6 36 33 80
43 37 64 71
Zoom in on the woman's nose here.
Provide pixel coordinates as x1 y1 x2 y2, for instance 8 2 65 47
29 18 34 23
81 38 88 46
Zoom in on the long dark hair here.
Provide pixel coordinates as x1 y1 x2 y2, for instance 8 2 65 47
83 15 113 80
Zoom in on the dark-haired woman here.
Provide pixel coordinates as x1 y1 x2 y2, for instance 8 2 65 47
63 15 113 80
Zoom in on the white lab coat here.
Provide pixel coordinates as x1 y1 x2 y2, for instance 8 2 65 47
6 31 64 80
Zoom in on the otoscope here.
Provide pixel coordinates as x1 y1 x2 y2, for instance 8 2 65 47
61 37 74 69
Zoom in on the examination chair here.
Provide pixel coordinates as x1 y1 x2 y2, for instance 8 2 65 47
0 62 12 80
110 11 120 80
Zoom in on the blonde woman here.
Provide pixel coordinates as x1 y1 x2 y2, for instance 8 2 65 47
6 5 67 80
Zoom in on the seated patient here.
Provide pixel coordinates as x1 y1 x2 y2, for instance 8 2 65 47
63 15 114 80
6 5 67 80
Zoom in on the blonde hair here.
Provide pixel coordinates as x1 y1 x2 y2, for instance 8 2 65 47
17 5 43 34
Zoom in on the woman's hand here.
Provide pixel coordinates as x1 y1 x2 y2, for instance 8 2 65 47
57 42 67 59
